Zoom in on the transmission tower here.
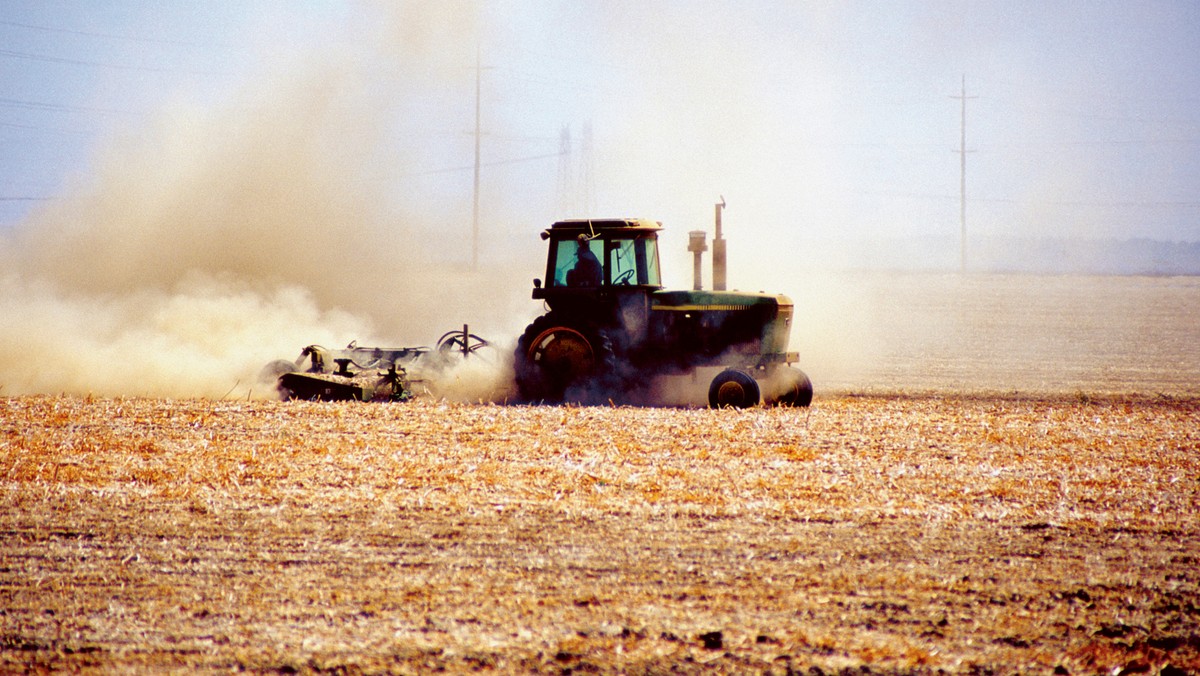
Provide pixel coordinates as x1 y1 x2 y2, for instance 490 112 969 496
556 125 573 215
580 121 595 214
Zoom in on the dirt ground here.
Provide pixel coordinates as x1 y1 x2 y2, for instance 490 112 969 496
1 393 1197 674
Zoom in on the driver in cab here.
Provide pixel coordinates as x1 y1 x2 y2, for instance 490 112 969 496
566 234 602 287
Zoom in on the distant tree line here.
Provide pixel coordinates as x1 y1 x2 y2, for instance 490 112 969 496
969 237 1200 276
825 236 1200 275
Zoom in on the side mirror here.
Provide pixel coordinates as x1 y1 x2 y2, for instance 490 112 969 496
533 278 542 289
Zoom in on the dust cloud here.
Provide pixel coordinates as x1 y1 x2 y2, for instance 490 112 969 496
0 5 533 399
777 270 1200 397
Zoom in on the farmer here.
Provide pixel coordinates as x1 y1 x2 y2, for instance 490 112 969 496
567 234 602 287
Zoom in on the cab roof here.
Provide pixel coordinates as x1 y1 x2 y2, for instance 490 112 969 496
542 218 663 240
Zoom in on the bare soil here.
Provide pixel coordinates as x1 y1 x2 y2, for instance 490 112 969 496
2 393 1198 674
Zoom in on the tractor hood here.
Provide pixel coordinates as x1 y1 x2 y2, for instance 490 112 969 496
650 290 794 360
650 289 792 310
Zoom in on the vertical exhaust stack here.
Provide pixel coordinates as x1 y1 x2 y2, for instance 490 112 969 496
687 230 708 291
713 196 727 291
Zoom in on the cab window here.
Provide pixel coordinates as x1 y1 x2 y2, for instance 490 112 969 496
550 237 603 287
639 236 661 286
608 239 638 285
607 236 661 286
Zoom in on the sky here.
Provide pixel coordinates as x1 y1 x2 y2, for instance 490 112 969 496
2 2 1198 248
0 1 1197 396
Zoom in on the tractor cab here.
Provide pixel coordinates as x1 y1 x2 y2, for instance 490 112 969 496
533 219 663 312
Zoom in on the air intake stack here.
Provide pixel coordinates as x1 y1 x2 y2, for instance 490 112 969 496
687 230 708 290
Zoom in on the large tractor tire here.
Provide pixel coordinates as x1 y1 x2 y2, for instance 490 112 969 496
514 314 615 403
708 368 761 409
768 366 814 407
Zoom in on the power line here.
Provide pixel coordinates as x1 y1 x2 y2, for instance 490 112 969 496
0 47 218 76
979 74 1200 114
857 189 1200 208
0 120 93 135
0 149 564 205
0 19 201 46
402 152 560 178
980 138 1200 149
0 96 132 116
1026 199 1200 209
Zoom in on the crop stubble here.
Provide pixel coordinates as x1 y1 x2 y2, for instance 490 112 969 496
1 394 1198 674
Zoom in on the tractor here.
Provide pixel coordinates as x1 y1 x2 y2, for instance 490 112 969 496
513 218 812 408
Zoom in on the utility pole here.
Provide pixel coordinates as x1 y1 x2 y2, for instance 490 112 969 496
950 74 976 273
471 45 483 271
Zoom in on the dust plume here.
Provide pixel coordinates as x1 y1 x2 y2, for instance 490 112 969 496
0 5 531 399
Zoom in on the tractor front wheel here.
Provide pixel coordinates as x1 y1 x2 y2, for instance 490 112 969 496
767 366 814 407
708 369 760 409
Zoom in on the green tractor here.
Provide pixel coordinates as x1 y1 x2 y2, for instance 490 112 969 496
513 218 812 408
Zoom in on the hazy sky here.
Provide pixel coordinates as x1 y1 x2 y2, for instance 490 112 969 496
1 1 1198 265
0 1 1197 397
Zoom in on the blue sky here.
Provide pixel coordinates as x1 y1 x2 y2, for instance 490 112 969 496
0 1 1197 396
1 1 1198 271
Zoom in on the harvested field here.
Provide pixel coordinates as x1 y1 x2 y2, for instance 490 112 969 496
2 394 1198 674
793 273 1200 397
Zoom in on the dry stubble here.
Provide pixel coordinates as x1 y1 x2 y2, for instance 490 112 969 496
1 394 1198 673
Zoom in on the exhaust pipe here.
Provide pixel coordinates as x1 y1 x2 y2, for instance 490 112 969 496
713 196 727 291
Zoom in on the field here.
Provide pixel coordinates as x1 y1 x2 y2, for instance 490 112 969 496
2 273 1199 674
792 273 1200 396
2 393 1198 674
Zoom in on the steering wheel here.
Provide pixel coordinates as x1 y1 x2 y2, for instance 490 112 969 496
613 268 635 285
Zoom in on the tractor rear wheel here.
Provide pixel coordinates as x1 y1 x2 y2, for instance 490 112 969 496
708 369 760 409
514 314 614 403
